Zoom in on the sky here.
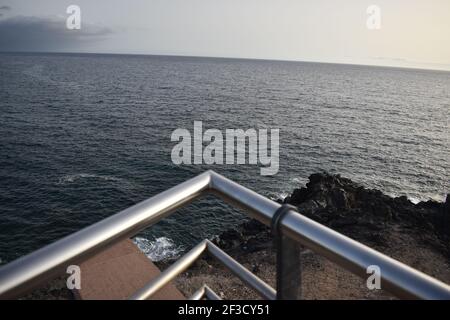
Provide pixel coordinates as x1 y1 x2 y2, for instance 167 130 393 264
0 0 449 71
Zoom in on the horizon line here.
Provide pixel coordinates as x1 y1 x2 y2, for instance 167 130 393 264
1 50 450 73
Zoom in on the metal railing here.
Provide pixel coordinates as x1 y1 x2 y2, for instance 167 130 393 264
189 284 221 300
130 239 276 300
0 170 449 300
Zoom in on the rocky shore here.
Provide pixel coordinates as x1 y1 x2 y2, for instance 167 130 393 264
213 172 450 256
176 172 450 299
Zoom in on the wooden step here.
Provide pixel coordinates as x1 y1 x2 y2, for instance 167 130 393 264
74 239 184 300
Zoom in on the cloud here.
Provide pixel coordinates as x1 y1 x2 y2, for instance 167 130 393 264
0 4 11 17
0 15 113 52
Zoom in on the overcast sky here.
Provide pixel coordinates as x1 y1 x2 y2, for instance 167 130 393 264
0 0 449 70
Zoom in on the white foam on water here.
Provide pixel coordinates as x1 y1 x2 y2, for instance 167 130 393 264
408 196 422 204
267 176 310 202
387 192 446 204
133 236 184 262
409 193 446 204
292 177 308 185
57 173 123 184
268 191 290 201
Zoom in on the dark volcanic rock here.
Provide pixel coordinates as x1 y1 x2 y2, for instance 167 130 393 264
214 172 449 258
212 219 272 254
283 172 449 252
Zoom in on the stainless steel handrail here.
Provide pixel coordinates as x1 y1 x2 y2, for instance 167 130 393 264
0 171 211 299
206 240 276 300
130 240 208 300
0 170 449 299
129 240 276 300
189 285 221 300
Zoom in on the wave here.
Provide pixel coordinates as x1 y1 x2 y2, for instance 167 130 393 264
57 173 123 184
133 236 184 262
407 194 446 204
268 191 290 202
385 191 446 204
271 188 446 205
292 177 308 185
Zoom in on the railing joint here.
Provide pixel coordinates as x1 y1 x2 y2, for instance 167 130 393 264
271 205 302 300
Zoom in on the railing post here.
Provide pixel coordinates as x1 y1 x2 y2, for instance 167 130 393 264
272 205 302 300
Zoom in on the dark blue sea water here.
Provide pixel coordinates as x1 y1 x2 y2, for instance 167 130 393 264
0 53 449 264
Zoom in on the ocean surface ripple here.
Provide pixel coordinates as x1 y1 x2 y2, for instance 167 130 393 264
0 53 449 263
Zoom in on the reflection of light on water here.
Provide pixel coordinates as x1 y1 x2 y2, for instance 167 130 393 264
133 237 184 262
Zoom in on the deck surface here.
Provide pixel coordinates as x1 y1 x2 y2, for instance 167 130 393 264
75 239 184 300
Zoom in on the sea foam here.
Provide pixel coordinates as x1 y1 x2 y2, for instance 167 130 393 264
133 236 184 262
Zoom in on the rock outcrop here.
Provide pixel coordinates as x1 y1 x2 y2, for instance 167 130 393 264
286 173 449 253
214 172 450 258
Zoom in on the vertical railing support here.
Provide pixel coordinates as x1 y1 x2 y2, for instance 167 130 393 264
271 205 302 300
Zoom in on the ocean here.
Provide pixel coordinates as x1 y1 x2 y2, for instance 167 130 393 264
0 52 449 264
